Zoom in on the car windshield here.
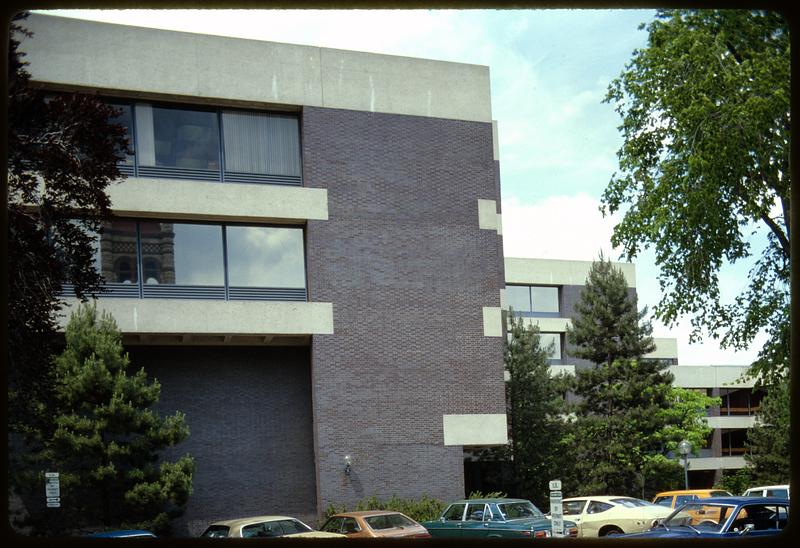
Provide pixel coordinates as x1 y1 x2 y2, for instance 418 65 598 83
366 514 416 530
497 501 543 520
664 503 734 532
611 498 658 508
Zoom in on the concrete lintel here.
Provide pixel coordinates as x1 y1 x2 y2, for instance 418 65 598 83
443 414 508 446
482 307 503 337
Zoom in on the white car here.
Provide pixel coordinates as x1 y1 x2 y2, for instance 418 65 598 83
742 484 790 499
559 496 673 537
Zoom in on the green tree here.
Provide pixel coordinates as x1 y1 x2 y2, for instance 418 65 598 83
17 304 194 535
566 256 655 366
602 10 790 385
565 258 713 497
744 376 790 484
505 314 573 508
7 12 130 438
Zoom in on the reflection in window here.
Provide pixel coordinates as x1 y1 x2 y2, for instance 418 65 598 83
539 333 562 360
505 285 559 315
138 222 224 286
226 226 305 288
135 104 220 170
97 220 138 284
109 103 134 167
531 286 559 313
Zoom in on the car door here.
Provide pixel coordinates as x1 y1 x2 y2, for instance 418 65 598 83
434 503 467 538
462 503 491 538
723 503 788 538
581 500 615 537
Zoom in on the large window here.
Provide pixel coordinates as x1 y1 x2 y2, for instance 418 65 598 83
505 285 559 316
67 219 307 301
110 100 302 185
539 333 562 360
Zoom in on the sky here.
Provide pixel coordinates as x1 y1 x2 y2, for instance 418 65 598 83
39 8 768 366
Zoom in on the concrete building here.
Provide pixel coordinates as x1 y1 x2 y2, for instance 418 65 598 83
23 13 509 535
501 257 760 488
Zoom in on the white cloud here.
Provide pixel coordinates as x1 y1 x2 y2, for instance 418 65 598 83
501 193 621 260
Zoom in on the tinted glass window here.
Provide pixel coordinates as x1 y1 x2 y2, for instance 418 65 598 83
97 220 139 283
506 285 531 313
109 103 134 165
675 495 697 506
767 489 788 498
226 226 306 288
530 286 559 313
135 104 220 170
241 521 282 538
587 501 613 514
320 517 343 534
223 110 301 176
653 497 673 507
563 501 586 515
200 525 229 538
497 502 543 519
340 518 360 534
466 503 487 521
443 504 466 521
138 222 224 285
387 514 416 527
277 519 312 535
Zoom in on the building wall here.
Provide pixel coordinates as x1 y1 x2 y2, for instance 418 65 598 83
302 106 507 511
129 346 317 536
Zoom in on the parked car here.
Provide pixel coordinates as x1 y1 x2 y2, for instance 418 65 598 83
421 497 578 538
320 510 431 538
200 516 344 538
652 488 732 508
621 496 789 538
743 484 790 499
558 496 672 537
86 530 157 538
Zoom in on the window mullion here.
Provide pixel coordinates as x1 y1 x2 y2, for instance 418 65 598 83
222 225 230 301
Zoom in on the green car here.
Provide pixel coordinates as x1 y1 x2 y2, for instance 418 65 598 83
421 498 578 539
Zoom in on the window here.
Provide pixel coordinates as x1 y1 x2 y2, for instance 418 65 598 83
443 504 466 521
200 526 229 538
539 333 562 360
76 219 306 301
653 496 672 507
340 518 360 534
276 519 312 535
563 500 586 515
766 489 788 498
505 285 559 316
466 503 487 521
675 495 697 506
110 100 302 185
320 517 344 534
587 501 613 514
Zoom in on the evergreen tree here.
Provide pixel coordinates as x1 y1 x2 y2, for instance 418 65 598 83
18 304 194 535
505 314 572 509
744 377 790 485
565 257 713 497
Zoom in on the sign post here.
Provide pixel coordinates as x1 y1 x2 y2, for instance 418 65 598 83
549 479 563 537
45 472 60 508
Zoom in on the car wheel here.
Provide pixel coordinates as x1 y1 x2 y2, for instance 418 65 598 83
600 527 623 537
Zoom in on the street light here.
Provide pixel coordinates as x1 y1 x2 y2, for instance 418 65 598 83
678 440 691 489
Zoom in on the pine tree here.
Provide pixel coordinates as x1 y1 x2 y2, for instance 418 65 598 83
565 257 712 497
744 377 790 485
505 314 572 509
20 304 194 535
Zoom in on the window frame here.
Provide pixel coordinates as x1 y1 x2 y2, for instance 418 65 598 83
107 98 303 186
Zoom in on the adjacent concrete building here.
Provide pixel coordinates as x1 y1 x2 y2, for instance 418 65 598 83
23 13 508 535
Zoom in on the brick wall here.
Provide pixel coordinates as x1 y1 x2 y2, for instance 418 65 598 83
129 346 316 536
302 106 506 512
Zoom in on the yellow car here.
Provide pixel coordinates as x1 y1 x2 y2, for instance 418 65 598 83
560 496 673 537
200 515 345 538
652 489 732 509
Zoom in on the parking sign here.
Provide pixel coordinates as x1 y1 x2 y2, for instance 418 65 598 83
549 479 563 537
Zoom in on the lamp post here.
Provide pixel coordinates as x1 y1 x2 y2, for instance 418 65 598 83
678 440 691 490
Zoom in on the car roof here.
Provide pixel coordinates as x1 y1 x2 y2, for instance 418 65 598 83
205 516 299 528
331 510 408 518
690 496 790 505
450 498 531 504
744 485 790 490
655 489 728 496
87 530 156 538
563 495 639 503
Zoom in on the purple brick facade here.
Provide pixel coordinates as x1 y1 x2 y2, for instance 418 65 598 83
302 106 506 512
129 346 317 536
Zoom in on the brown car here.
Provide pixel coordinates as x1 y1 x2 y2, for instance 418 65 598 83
320 511 431 538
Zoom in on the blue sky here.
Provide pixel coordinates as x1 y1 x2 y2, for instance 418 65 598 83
40 8 766 365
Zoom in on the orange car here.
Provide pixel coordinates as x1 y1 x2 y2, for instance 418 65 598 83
652 489 733 509
319 511 431 538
